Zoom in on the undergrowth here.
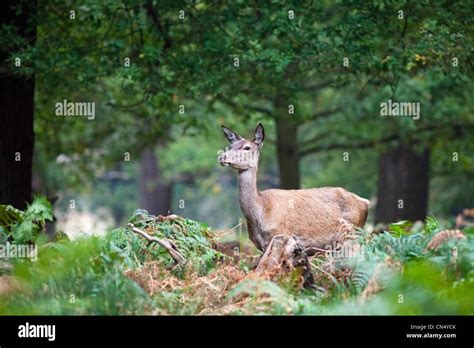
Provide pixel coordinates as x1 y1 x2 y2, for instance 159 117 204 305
0 196 473 315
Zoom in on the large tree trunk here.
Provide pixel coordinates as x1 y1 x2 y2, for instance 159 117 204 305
139 148 172 216
275 117 300 189
375 145 430 223
0 1 36 210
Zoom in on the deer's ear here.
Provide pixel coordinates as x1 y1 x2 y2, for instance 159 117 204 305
221 125 242 144
254 123 265 145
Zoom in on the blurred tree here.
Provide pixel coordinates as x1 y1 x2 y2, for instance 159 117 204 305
2 1 191 215
0 0 37 209
152 0 473 223
139 147 172 215
2 0 473 226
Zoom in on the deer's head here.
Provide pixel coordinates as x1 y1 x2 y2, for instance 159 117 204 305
218 123 265 171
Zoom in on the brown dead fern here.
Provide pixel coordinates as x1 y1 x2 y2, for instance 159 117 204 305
425 229 467 251
359 256 402 303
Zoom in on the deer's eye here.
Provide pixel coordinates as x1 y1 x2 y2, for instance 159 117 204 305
243 146 251 150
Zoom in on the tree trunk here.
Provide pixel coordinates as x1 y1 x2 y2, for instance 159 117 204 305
375 145 429 223
0 1 36 210
139 148 172 216
275 117 300 189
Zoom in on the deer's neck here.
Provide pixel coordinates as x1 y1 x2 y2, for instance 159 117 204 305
238 168 262 222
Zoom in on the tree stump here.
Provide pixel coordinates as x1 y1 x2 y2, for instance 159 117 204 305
255 234 314 288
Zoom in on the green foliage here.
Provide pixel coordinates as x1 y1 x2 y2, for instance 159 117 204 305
370 232 426 261
388 220 414 237
0 205 23 243
228 216 474 315
0 203 226 315
0 195 53 244
128 209 224 275
0 199 151 315
1 203 473 315
3 0 470 226
386 261 474 315
1 1 473 315
424 216 440 234
0 236 151 315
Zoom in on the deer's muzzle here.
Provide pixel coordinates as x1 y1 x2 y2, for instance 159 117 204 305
218 153 230 166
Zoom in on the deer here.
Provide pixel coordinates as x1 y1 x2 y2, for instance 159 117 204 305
218 123 370 255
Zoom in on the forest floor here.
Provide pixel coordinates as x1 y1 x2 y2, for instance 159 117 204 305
0 202 473 315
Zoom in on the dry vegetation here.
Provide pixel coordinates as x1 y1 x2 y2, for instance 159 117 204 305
1 201 473 315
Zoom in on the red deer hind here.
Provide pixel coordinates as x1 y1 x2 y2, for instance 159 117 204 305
218 123 370 254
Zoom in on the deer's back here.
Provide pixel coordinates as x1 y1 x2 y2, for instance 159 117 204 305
251 187 369 250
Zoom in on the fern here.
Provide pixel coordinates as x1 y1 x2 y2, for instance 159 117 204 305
370 232 426 261
0 195 53 244
424 216 441 234
348 267 371 293
0 204 23 230
125 209 223 276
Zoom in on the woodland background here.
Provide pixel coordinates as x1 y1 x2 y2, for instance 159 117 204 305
0 0 473 315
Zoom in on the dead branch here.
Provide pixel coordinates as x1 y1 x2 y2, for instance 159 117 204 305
127 223 186 265
156 214 179 221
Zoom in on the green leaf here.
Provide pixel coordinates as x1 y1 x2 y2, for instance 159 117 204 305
388 220 413 237
24 195 53 222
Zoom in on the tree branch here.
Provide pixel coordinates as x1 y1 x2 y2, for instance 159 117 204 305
357 72 380 99
299 79 334 91
146 1 173 50
310 107 343 119
299 132 331 149
299 133 400 157
298 123 445 157
127 223 186 265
